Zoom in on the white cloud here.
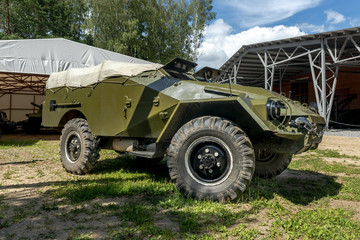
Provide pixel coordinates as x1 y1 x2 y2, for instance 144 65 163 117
297 23 326 33
196 19 306 69
349 18 360 27
219 0 322 28
325 10 346 24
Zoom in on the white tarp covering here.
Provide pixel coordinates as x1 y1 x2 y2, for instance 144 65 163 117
0 38 151 75
46 60 163 89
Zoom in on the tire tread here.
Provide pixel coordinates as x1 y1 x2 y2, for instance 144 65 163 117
167 116 255 202
60 118 100 175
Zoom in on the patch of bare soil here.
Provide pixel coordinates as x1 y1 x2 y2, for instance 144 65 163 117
243 208 272 238
319 135 360 157
154 210 180 232
329 200 360 221
321 157 360 167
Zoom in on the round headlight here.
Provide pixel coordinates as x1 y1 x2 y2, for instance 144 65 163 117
266 99 285 120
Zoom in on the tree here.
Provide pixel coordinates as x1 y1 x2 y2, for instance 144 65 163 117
188 0 216 61
0 0 89 40
0 0 11 37
88 0 215 64
87 0 139 55
127 0 193 62
0 0 215 64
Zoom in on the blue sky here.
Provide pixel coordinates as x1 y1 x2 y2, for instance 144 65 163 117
197 0 360 68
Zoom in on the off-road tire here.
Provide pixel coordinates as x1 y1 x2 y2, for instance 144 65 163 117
167 116 255 202
60 118 100 175
254 151 292 178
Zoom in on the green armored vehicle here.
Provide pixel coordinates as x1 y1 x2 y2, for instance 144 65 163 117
0 110 16 136
42 58 325 201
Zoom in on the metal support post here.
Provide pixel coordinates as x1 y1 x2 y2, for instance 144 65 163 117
320 39 327 119
264 51 268 90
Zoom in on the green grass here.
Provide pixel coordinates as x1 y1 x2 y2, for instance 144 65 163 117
1 140 360 239
41 201 59 211
313 149 360 160
69 231 93 240
270 208 360 239
12 207 28 224
221 223 261 239
337 177 360 201
0 195 10 229
119 202 155 225
108 226 175 240
0 139 39 149
291 151 360 175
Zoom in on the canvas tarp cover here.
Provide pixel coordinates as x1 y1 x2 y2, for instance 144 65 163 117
46 61 163 89
0 38 151 75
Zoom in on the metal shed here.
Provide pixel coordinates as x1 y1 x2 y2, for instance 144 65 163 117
216 26 360 127
0 38 150 121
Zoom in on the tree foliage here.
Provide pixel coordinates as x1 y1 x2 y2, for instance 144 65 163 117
0 0 215 63
0 0 88 40
89 0 215 63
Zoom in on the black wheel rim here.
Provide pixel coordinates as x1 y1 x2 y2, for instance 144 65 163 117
65 131 81 163
186 136 232 185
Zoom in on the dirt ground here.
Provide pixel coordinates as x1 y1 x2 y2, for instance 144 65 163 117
318 135 360 157
0 133 359 239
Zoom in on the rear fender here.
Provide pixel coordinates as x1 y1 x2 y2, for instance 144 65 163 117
58 110 86 128
42 109 86 128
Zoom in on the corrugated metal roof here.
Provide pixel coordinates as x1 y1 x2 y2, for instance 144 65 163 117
218 26 360 86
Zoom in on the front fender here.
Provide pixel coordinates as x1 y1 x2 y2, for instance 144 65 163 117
156 97 270 143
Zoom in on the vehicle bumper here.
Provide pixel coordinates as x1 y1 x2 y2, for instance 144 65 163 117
255 118 325 155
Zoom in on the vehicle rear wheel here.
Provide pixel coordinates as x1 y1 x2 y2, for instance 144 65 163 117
60 118 100 175
254 150 292 178
167 116 255 202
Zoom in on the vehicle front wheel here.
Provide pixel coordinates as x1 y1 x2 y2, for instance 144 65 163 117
167 116 255 202
60 118 100 175
254 150 292 178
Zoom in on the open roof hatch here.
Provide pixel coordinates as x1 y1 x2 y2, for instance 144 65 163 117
194 67 220 82
161 58 197 74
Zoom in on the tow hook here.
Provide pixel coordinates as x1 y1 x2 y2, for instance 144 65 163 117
290 117 324 137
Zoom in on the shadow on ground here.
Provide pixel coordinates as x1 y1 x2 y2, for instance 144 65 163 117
92 155 170 180
0 139 39 147
0 155 342 206
0 159 43 166
72 156 343 205
0 132 60 141
247 169 341 205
